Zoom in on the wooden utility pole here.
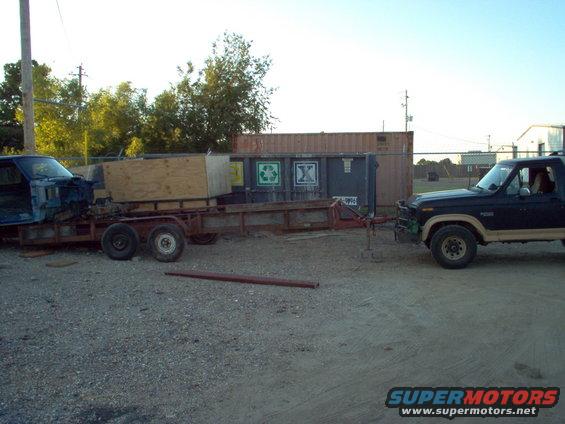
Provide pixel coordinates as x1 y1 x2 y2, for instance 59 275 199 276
19 0 35 154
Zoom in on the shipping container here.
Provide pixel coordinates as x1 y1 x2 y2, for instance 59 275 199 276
219 153 377 215
233 132 413 206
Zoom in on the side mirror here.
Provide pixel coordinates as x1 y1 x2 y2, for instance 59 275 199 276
519 187 531 197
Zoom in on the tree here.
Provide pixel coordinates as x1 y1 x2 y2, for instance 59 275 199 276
0 60 52 152
85 82 147 156
173 32 275 152
141 88 182 153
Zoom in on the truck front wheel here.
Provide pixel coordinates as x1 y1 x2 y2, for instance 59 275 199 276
430 225 477 269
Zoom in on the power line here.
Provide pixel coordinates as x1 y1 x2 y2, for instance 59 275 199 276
54 0 75 60
414 126 490 146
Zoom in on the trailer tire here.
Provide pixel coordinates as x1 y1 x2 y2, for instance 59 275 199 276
148 224 185 262
101 223 139 261
189 233 219 245
430 225 477 269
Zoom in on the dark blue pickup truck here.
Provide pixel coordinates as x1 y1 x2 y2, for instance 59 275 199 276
0 155 93 226
396 155 565 268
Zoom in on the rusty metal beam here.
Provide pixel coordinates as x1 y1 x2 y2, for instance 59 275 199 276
165 270 319 289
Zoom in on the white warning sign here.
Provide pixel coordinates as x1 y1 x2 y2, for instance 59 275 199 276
294 161 318 186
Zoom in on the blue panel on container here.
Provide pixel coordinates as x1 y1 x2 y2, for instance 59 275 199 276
219 154 377 211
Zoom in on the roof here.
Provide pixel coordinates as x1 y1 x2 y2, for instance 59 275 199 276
517 124 565 141
0 154 52 161
499 155 565 166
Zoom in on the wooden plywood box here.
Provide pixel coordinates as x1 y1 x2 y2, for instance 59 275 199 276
69 155 231 206
98 155 231 203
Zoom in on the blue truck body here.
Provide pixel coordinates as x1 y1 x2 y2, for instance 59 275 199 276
0 155 94 226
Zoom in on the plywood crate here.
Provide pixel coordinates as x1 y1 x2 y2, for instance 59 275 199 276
71 155 231 210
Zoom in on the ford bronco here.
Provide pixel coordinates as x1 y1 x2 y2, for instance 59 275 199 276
396 155 565 268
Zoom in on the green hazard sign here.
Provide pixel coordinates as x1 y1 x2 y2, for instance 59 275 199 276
256 161 281 186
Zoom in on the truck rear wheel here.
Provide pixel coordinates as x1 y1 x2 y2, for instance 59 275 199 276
430 225 477 269
148 224 185 262
101 223 140 261
189 233 219 245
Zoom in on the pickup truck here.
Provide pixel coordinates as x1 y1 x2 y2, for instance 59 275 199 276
0 155 93 227
396 155 565 269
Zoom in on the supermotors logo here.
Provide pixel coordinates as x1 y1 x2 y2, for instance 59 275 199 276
385 387 560 419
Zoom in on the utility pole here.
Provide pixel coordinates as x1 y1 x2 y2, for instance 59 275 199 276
382 120 385 132
71 64 87 104
19 0 35 154
71 64 89 164
401 89 412 132
487 134 491 152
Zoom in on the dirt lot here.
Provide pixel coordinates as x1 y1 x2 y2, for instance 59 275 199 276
1 228 564 423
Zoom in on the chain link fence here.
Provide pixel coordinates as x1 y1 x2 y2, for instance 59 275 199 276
58 149 563 198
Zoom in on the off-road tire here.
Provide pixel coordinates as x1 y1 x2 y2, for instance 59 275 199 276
148 224 185 262
189 233 219 245
101 223 140 261
430 225 477 269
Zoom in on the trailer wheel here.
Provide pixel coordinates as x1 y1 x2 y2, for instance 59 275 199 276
430 225 477 269
101 223 140 261
189 233 219 245
148 224 185 262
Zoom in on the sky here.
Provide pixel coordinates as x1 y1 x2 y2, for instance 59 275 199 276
1 0 564 154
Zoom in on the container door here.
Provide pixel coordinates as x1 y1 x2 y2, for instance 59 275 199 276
327 157 367 210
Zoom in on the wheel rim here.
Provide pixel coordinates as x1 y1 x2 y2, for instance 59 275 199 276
156 233 176 254
441 236 467 260
112 234 129 251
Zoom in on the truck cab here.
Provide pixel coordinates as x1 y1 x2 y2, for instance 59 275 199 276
0 155 93 226
396 155 565 268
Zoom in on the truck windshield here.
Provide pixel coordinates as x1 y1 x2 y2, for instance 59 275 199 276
476 164 513 191
18 157 73 180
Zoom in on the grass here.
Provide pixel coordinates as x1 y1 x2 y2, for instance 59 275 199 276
413 177 479 194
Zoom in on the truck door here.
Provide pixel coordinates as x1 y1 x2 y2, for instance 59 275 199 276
495 164 563 230
0 160 34 225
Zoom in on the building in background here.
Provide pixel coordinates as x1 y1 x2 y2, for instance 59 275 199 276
515 124 565 157
233 132 413 206
458 151 497 166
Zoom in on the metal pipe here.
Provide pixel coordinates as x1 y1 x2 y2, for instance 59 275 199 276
165 270 319 289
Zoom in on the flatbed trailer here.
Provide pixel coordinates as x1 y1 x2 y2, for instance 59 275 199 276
3 199 392 262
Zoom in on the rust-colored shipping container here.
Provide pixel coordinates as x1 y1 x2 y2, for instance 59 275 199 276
233 132 413 206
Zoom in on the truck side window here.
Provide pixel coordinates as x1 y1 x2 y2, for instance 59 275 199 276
505 168 527 195
0 163 22 186
530 166 555 194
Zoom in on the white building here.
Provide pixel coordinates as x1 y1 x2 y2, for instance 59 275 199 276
515 124 565 157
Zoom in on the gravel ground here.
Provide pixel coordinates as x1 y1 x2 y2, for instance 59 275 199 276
0 228 564 423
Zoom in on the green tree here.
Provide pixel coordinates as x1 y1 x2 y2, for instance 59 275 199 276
0 60 52 152
85 82 147 156
141 88 182 153
173 32 275 152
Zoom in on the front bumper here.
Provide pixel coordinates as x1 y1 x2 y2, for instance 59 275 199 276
394 201 421 243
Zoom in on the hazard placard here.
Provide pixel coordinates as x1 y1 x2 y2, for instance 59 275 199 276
294 161 318 186
256 161 281 186
230 162 244 186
